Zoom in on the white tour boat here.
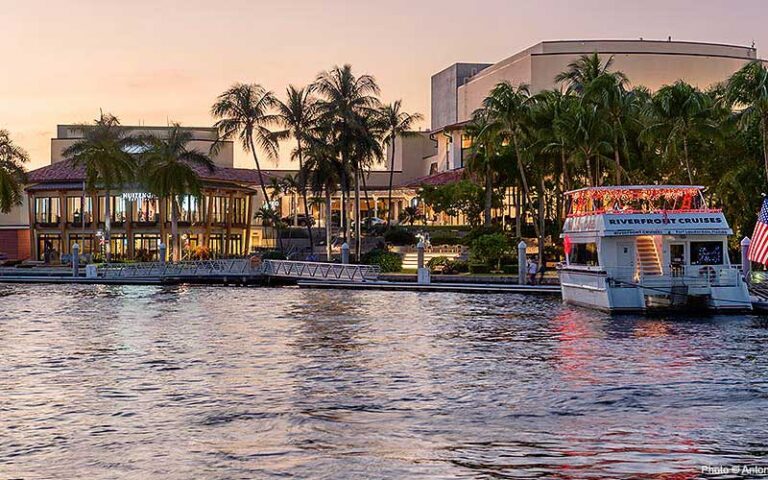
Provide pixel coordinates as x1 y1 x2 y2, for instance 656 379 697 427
558 185 752 313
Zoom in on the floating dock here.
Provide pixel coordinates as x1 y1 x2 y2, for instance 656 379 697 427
297 280 560 294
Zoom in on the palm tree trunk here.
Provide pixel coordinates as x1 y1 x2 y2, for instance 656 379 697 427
484 162 493 227
296 146 314 256
613 131 621 185
586 155 594 187
514 185 521 238
325 191 332 261
248 135 271 207
763 117 768 183
341 173 349 245
538 177 545 268
104 190 111 262
683 136 693 184
354 169 361 262
171 197 180 262
387 135 396 226
512 135 540 238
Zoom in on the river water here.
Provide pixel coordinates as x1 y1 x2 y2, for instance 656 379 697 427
1 284 768 479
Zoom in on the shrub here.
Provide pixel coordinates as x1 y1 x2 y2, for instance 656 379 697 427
361 249 402 273
427 256 453 273
470 233 512 269
462 226 503 246
451 260 469 273
429 235 464 246
501 264 518 275
469 263 491 274
384 227 416 246
261 250 287 260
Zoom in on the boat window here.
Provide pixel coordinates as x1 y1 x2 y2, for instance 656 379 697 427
690 241 723 265
570 242 599 266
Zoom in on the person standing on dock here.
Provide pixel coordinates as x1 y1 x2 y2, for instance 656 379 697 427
527 257 538 285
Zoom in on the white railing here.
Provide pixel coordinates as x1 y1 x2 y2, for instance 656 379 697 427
261 259 380 282
559 264 745 288
98 259 252 279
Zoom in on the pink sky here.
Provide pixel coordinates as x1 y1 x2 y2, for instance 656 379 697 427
2 0 766 170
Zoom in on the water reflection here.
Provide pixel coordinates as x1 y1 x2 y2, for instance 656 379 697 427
1 284 768 478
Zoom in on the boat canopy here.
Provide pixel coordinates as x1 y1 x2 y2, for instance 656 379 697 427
564 185 715 218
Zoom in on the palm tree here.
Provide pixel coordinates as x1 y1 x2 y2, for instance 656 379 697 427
0 130 29 213
643 81 716 184
275 85 317 253
138 124 215 262
379 101 423 226
211 83 280 206
464 109 501 227
725 61 768 182
314 64 381 260
301 129 343 260
555 53 628 95
554 102 613 187
62 113 136 262
482 82 537 230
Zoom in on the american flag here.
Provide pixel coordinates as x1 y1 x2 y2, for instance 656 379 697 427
749 197 768 264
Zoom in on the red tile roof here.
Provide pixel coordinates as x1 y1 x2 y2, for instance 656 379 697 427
26 160 276 186
401 168 466 188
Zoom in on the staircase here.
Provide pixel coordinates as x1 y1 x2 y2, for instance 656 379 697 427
635 236 663 276
401 251 461 270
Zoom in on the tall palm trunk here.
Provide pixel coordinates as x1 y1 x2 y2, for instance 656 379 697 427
514 185 522 238
341 174 349 245
484 161 493 227
512 135 540 238
248 134 271 207
762 117 768 183
354 169 362 262
586 155 594 187
613 131 622 185
386 135 396 226
171 196 179 262
325 191 332 261
296 145 314 256
538 177 545 268
682 136 693 184
104 190 111 262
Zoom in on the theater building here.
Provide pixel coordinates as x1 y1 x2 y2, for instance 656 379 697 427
23 125 272 262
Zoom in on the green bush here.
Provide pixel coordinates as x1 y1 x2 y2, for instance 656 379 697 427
427 256 453 273
469 263 491 274
429 235 464 246
501 264 518 275
452 260 469 273
470 232 512 269
261 250 287 260
462 226 503 246
361 249 402 273
384 227 416 246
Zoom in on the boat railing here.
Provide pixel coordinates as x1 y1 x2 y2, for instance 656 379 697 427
560 264 745 288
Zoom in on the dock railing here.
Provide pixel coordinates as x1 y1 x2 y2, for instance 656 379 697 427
261 259 380 282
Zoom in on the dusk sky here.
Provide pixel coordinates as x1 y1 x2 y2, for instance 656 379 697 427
3 0 766 169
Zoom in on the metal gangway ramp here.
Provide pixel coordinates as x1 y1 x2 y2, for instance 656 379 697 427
261 260 380 282
95 258 379 284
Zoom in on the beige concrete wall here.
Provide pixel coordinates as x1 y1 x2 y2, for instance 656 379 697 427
0 198 29 228
532 53 754 92
457 55 533 123
51 138 234 168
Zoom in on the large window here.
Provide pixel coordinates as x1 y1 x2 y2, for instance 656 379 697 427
37 234 62 261
68 234 94 255
570 242 599 266
208 234 224 255
99 196 127 224
229 234 242 256
166 196 203 223
231 197 246 224
67 197 94 225
34 197 61 224
134 234 160 261
209 196 228 223
690 241 723 265
132 197 160 224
